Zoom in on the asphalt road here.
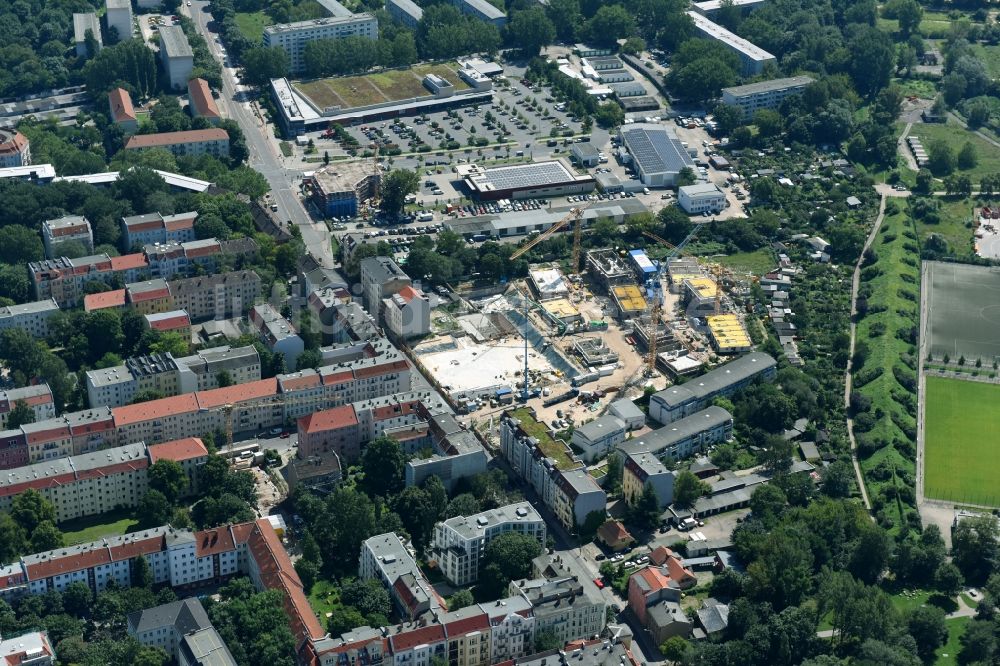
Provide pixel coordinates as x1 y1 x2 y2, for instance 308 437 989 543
184 1 335 268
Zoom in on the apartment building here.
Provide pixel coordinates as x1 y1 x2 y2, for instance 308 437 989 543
0 385 56 430
569 415 626 462
124 129 230 159
105 0 133 42
360 532 445 621
383 285 431 339
159 25 194 90
721 76 814 121
509 555 606 647
168 270 261 321
121 211 197 250
309 161 381 220
687 11 775 76
144 237 257 280
620 407 733 462
360 256 411 319
86 353 180 408
0 438 207 522
175 345 261 393
648 352 776 424
249 304 304 372
432 502 545 586
41 215 93 259
145 310 192 339
29 253 149 307
125 279 174 315
0 299 60 339
622 451 675 509
127 598 236 666
500 409 606 532
73 12 102 57
0 130 30 169
405 412 490 490
108 87 138 133
263 14 378 74
0 631 54 665
386 0 423 27
450 0 506 26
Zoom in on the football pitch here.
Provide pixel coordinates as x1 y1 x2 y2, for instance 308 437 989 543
924 375 1000 506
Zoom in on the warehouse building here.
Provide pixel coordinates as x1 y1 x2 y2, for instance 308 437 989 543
159 26 194 91
618 124 695 188
459 160 595 201
687 11 776 76
721 76 814 121
678 183 726 214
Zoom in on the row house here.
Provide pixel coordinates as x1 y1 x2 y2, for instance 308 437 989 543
29 253 149 307
168 270 261 322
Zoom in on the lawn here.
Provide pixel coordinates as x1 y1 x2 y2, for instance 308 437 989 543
508 407 575 470
972 44 1000 80
877 10 968 39
234 11 272 43
60 508 140 545
295 63 469 111
712 249 776 276
937 616 970 666
924 376 1000 506
917 197 976 256
307 578 340 618
908 120 1000 183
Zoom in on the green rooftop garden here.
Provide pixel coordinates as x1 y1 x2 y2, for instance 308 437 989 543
509 407 576 470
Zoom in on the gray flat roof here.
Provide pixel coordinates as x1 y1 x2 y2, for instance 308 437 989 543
0 299 59 319
721 75 814 97
387 0 424 19
679 182 723 196
73 13 101 43
316 0 352 17
621 406 733 457
440 501 542 539
688 11 775 62
574 415 625 440
159 25 193 59
460 0 506 19
620 123 694 177
652 352 776 408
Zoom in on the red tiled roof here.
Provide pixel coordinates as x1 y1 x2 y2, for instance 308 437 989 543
321 370 355 386
372 400 420 422
230 521 255 545
196 378 278 409
195 525 237 557
148 437 208 463
125 128 229 150
164 215 196 231
128 287 171 303
389 624 445 652
109 87 137 123
298 405 357 435
184 242 219 258
146 312 190 332
443 612 489 637
25 547 111 580
354 360 408 379
23 424 70 445
396 285 422 303
278 374 320 392
187 78 221 119
110 253 149 271
84 290 126 312
112 393 200 426
107 532 166 562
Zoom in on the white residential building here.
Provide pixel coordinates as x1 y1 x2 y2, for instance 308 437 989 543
360 532 444 620
263 14 378 74
159 25 194 90
450 0 506 26
383 285 430 339
41 215 93 259
721 76 814 121
249 304 305 372
0 385 56 430
570 415 627 462
127 598 236 666
687 11 775 76
432 502 545 586
0 299 60 339
678 183 726 214
105 0 133 42
360 256 411 320
386 0 423 27
0 631 54 665
73 13 102 57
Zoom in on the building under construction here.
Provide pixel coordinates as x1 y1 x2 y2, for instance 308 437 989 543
610 284 647 319
574 337 620 367
308 162 380 218
706 314 752 353
667 257 702 292
632 314 682 356
586 248 633 290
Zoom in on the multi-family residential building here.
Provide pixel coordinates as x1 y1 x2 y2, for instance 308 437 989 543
622 451 675 509
73 12 102 57
383 285 431 339
510 555 606 647
405 412 490 490
41 215 93 259
626 565 691 644
128 598 236 666
686 11 775 76
87 353 181 408
145 309 192 339
263 14 378 74
360 532 445 621
148 437 210 496
168 270 261 321
0 631 54 665
432 502 545 586
307 287 380 344
0 385 56 430
0 130 30 168
105 0 133 42
721 76 814 121
108 87 138 133
500 409 606 532
450 0 506 26
29 253 148 307
159 25 194 90
648 353 776 424
386 0 423 27
620 407 733 462
502 637 641 666
187 78 221 124
125 278 174 315
124 129 230 158
569 415 626 462
144 237 258 280
121 211 197 250
360 256 411 319
0 299 60 339
249 304 304 372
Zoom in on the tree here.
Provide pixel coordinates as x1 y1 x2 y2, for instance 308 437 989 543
847 26 895 98
11 489 56 535
534 630 562 652
604 453 623 494
360 436 407 498
5 400 35 429
239 47 291 87
659 205 694 244
927 139 956 176
148 459 189 503
0 514 25 568
934 561 963 597
907 605 947 661
673 471 709 508
958 141 978 169
821 460 854 498
753 109 784 137
340 578 392 621
958 620 996 664
480 532 542 597
952 515 999 584
138 490 173 527
629 483 662 530
508 8 555 56
216 370 233 388
966 99 991 128
63 581 92 618
892 0 923 37
915 168 933 194
131 555 154 589
446 493 481 518
294 558 319 592
677 167 697 187
660 636 690 664
749 484 787 527
594 101 624 129
747 532 814 609
327 605 366 637
29 521 63 552
449 588 474 610
380 169 419 217
0 225 44 264
584 5 635 47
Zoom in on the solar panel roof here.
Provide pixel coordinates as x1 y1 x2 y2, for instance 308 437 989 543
621 124 694 177
470 161 576 191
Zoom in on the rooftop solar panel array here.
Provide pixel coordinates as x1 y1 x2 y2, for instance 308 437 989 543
473 161 575 190
621 124 694 177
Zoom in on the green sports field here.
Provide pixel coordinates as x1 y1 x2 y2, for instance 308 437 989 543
924 376 1000 505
